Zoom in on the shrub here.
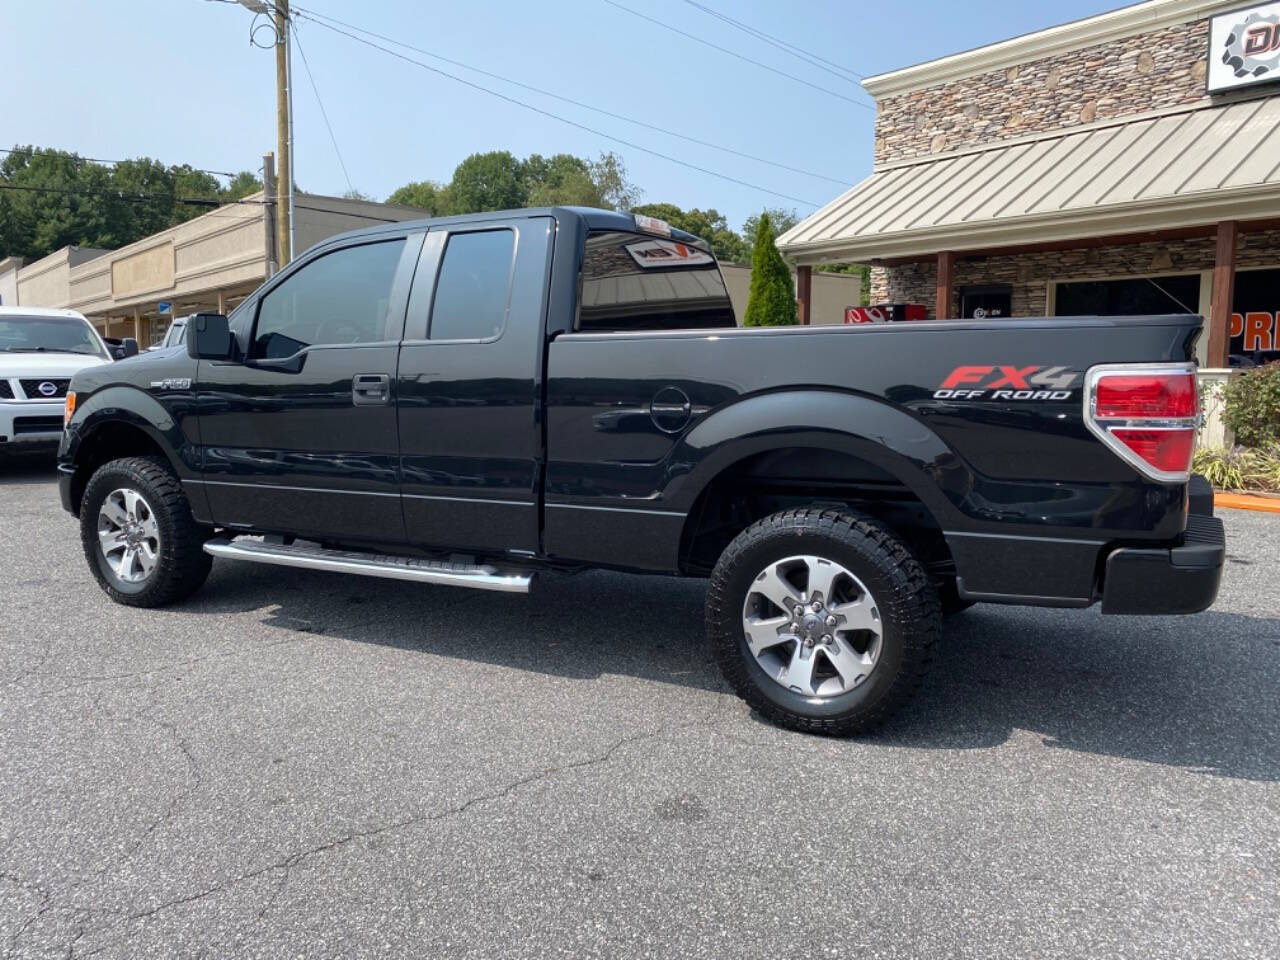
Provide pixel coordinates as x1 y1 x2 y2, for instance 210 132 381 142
743 212 797 327
1193 443 1280 492
1221 361 1280 447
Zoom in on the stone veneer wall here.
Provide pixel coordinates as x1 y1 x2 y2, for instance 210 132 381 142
869 229 1280 319
874 18 1210 165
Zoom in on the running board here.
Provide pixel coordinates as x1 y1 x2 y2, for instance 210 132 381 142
202 538 532 594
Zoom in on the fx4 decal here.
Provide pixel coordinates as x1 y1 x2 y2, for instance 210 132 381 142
934 365 1079 401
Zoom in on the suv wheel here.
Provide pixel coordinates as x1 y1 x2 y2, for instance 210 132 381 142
706 508 940 735
80 456 213 607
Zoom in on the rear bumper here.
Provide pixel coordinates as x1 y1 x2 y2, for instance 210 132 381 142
1100 510 1225 615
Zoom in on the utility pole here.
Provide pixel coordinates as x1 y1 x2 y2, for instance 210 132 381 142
274 0 293 266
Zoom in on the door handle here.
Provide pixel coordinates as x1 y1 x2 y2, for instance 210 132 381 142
352 373 391 406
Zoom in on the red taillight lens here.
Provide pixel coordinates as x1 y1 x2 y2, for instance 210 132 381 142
1085 365 1198 481
1094 373 1197 419
1109 428 1196 474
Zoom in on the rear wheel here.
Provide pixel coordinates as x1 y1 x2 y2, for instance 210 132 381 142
706 507 940 735
80 456 213 607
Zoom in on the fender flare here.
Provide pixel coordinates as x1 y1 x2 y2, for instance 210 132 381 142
664 389 971 526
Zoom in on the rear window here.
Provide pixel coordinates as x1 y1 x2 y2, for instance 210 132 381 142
577 230 736 332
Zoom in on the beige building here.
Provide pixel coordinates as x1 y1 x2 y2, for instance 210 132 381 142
779 0 1280 388
720 262 862 326
3 191 423 346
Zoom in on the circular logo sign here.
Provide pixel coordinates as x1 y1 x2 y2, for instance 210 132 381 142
37 381 58 397
1223 11 1280 80
972 307 988 320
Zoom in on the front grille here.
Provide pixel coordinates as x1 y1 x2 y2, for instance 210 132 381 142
13 416 64 434
0 380 13 400
20 378 69 400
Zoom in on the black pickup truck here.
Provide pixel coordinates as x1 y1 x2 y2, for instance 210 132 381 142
57 207 1224 733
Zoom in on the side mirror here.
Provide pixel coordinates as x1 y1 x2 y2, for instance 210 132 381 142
121 337 140 359
110 345 126 361
188 313 234 361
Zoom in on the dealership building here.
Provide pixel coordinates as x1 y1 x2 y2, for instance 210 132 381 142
779 0 1280 376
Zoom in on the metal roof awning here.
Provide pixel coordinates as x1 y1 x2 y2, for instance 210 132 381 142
778 98 1280 263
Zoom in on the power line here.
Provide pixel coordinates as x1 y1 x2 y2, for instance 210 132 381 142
681 0 866 83
290 5 850 187
291 20 355 195
291 9 822 207
600 0 872 110
0 182 223 206
0 146 239 179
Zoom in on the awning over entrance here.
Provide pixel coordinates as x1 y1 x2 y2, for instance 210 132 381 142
778 98 1280 263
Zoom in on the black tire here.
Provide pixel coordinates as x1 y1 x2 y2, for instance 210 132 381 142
706 507 940 735
79 456 213 607
937 579 976 617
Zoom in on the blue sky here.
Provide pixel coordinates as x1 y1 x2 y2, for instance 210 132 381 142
3 0 1124 230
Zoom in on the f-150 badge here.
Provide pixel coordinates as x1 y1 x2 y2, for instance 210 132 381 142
150 378 192 391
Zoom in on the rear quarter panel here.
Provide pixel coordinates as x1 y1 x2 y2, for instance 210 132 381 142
543 316 1200 574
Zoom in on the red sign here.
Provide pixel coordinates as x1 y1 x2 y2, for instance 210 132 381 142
845 306 888 324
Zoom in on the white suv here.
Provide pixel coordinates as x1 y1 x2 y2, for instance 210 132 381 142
0 307 119 454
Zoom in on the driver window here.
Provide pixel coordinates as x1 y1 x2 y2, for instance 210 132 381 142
253 239 406 359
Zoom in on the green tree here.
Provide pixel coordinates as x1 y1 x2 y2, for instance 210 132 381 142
523 153 601 207
387 179 446 214
447 150 528 214
743 212 796 327
0 145 269 262
630 202 747 263
224 170 263 201
741 207 798 242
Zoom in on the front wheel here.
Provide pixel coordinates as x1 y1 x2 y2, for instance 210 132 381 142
706 508 940 735
79 456 213 607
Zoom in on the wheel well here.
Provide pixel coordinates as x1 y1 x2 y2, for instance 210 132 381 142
68 422 170 516
678 447 954 579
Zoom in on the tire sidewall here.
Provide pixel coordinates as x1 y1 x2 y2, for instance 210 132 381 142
710 520 920 724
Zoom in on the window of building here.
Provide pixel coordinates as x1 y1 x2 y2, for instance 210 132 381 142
1230 267 1280 366
577 230 736 332
1054 274 1201 318
428 230 516 341
253 239 405 359
959 284 1012 320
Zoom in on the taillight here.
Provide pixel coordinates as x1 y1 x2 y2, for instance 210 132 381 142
1084 364 1198 482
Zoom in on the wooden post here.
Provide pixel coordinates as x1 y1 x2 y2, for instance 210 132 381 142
133 306 141 346
796 265 812 325
935 251 955 320
217 289 226 315
1208 220 1237 368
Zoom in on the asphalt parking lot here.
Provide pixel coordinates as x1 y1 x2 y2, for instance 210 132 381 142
1 461 1277 959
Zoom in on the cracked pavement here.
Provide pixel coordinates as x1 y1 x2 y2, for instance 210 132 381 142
1 461 1278 959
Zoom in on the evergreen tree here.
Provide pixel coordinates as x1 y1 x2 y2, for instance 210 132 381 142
743 212 796 327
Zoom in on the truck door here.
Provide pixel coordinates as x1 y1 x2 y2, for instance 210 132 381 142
196 234 421 543
396 216 554 556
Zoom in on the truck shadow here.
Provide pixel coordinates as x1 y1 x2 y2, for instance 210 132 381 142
0 458 59 485
185 563 1280 783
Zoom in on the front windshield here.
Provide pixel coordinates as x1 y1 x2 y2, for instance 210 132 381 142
0 316 108 358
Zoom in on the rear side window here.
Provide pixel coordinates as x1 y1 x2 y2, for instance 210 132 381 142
429 230 516 341
577 230 736 332
253 239 405 359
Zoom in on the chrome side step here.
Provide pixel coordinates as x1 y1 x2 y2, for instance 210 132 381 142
202 538 532 594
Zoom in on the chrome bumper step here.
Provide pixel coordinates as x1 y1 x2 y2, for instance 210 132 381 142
202 538 532 594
